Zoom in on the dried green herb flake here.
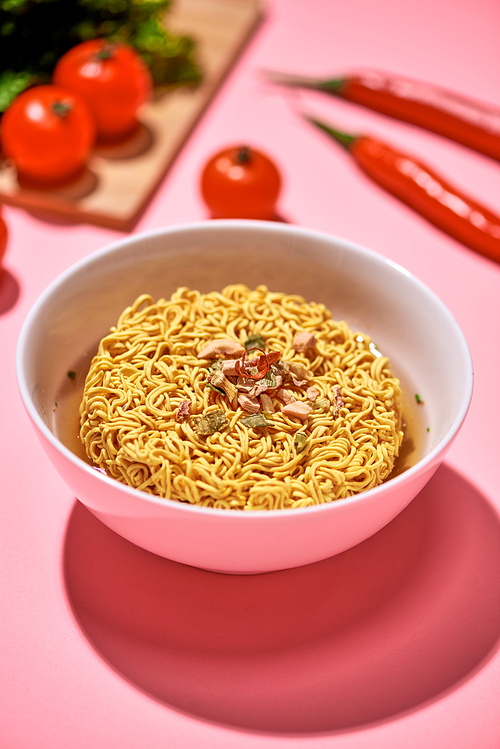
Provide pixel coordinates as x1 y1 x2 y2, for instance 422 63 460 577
191 410 228 436
262 369 276 388
313 398 330 410
244 333 265 351
294 433 307 453
207 382 226 396
240 414 274 429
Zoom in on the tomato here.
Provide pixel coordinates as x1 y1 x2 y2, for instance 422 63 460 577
53 40 152 142
200 145 282 219
0 85 95 187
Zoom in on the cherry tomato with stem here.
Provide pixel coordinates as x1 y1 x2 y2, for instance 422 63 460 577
200 145 282 219
0 84 95 187
53 40 152 143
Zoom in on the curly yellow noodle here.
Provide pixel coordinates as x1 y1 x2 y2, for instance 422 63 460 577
79 285 403 510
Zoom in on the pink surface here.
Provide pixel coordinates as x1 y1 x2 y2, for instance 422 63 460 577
1 0 499 746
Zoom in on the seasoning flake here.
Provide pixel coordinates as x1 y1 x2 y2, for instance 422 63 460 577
294 433 307 453
191 409 229 436
244 333 266 351
240 414 274 429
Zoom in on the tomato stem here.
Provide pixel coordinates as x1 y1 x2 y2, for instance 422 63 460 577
95 43 115 61
236 146 251 164
51 100 72 118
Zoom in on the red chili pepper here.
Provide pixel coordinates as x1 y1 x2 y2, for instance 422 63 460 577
266 70 500 161
263 351 281 367
307 116 500 264
234 348 281 380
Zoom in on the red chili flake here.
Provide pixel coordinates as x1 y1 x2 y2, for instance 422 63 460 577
234 348 281 380
263 350 281 366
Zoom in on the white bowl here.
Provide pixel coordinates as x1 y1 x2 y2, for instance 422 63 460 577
17 220 473 574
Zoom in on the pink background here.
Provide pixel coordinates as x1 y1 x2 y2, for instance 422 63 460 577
1 0 500 746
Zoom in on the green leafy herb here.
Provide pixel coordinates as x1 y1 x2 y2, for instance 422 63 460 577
415 394 424 404
191 409 228 436
240 414 274 429
294 433 307 453
244 333 265 351
0 70 35 112
0 0 202 114
67 370 76 380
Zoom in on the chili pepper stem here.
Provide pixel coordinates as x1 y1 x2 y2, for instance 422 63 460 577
264 69 345 94
304 115 357 151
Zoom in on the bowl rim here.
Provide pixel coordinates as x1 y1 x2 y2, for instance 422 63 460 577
16 219 474 519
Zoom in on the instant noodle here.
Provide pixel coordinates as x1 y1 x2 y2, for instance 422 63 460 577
79 284 403 510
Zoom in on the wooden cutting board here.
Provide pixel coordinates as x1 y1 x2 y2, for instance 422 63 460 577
0 0 263 231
